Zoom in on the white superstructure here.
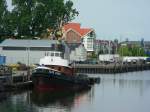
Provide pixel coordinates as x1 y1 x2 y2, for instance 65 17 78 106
99 54 120 62
122 56 147 62
39 51 69 67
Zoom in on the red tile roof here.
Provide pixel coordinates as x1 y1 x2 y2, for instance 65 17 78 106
63 23 93 37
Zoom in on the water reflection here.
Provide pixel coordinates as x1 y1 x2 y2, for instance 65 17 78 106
29 88 93 112
1 71 150 112
96 71 150 112
0 88 93 112
31 90 87 106
99 71 150 97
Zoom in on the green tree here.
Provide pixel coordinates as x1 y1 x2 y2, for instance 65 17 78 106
118 46 130 56
11 0 37 38
118 45 146 56
0 0 8 42
9 0 78 39
132 46 146 56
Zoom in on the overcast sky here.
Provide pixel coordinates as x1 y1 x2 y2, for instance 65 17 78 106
7 0 150 41
73 0 150 41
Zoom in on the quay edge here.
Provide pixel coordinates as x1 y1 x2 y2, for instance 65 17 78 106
72 63 150 74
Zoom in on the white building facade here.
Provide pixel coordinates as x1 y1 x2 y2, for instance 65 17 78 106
82 31 96 52
0 39 68 65
70 44 87 62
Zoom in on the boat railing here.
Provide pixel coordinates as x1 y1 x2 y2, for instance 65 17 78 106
33 69 49 74
33 68 62 76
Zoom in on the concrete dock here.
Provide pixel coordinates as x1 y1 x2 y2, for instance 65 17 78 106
73 63 150 74
0 66 33 91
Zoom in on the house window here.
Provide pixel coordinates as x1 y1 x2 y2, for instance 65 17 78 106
88 31 95 37
73 37 77 43
87 45 92 49
87 38 93 43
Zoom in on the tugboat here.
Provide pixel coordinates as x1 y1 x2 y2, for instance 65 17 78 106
31 51 91 91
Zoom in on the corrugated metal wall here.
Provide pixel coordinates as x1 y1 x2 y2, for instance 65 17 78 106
1 50 48 65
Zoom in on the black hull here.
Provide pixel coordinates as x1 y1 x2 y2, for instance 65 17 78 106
31 72 91 91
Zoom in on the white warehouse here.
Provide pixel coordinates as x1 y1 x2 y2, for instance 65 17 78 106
0 39 69 65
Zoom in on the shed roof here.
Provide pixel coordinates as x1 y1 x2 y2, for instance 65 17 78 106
0 39 59 47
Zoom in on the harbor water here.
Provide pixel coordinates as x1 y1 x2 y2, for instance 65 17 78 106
0 71 150 112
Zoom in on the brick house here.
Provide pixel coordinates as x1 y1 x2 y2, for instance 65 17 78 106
63 23 96 53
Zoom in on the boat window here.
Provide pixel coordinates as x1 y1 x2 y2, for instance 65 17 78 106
36 69 43 72
55 72 61 75
35 69 49 73
60 53 63 58
51 53 54 56
55 53 59 57
44 69 49 73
